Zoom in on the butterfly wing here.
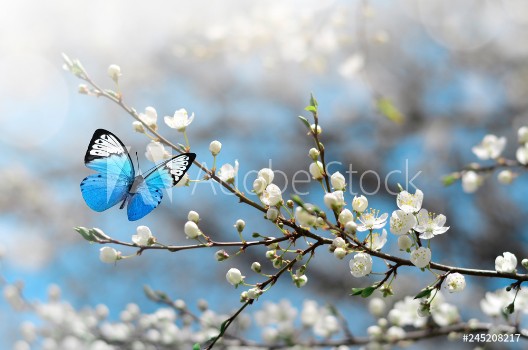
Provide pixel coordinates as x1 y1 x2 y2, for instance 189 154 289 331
80 129 135 212
127 153 196 221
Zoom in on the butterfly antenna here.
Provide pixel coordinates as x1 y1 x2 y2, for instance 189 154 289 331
135 152 142 176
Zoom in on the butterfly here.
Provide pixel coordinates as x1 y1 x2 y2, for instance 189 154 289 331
80 129 196 221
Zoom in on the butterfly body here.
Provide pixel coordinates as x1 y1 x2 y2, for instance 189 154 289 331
80 129 195 221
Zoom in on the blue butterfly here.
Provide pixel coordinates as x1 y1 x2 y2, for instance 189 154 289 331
80 129 196 221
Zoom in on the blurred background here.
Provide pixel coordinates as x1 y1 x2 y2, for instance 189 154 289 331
1 0 528 348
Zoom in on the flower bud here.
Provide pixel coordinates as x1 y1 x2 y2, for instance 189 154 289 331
266 207 279 221
338 209 354 225
258 168 274 185
187 210 200 223
294 275 308 288
309 147 320 160
253 177 267 195
99 247 121 264
132 121 145 133
309 161 324 180
286 200 294 208
226 268 244 286
352 195 368 212
184 221 201 239
497 170 514 185
333 237 346 248
209 140 222 156
234 219 246 233
78 84 89 94
251 262 261 273
107 64 121 82
324 191 345 211
310 124 322 135
519 126 528 144
397 235 412 251
522 258 528 270
334 247 347 260
265 250 276 259
345 221 357 234
331 171 346 191
247 287 262 299
215 250 229 261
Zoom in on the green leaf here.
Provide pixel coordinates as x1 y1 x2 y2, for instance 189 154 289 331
74 227 93 241
219 319 229 336
361 286 376 298
304 105 317 113
297 115 311 129
504 302 515 315
193 344 201 350
442 172 460 186
414 287 433 299
310 93 318 109
350 288 364 296
376 97 404 123
143 285 157 300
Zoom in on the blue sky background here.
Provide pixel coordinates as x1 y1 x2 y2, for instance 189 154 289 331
1 1 528 348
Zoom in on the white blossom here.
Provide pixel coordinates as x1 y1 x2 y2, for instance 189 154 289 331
247 287 262 299
330 171 346 191
445 273 466 293
209 140 222 156
261 184 283 206
386 326 405 342
323 190 345 210
258 168 274 185
414 209 449 239
309 161 324 180
410 247 431 268
471 134 506 160
495 252 517 273
139 106 158 129
145 141 171 163
396 188 423 213
432 303 460 326
368 298 386 317
366 229 387 251
333 237 346 248
345 221 357 233
226 268 244 286
164 108 195 132
300 300 319 327
352 195 368 212
218 160 239 184
132 226 153 246
389 210 417 236
516 143 528 165
357 210 388 232
99 247 120 264
295 205 317 227
462 170 482 193
349 252 373 277
184 221 201 239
